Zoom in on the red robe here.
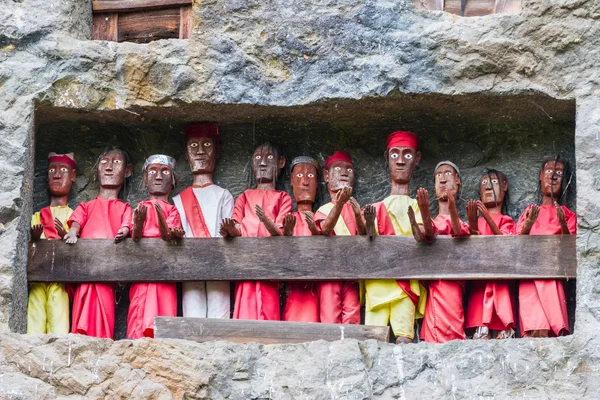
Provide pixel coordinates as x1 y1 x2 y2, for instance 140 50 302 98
420 214 470 343
68 197 133 338
233 189 292 320
283 211 319 322
126 199 181 339
313 201 361 325
516 204 575 336
465 214 516 331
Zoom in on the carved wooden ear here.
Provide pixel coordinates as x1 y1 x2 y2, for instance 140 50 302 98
125 163 133 178
278 156 286 170
323 169 330 183
415 151 422 166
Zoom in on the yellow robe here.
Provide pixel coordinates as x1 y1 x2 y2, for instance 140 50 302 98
364 195 427 339
27 206 72 334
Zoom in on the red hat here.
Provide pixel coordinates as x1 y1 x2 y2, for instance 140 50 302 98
387 131 418 150
48 152 76 169
184 123 220 141
325 151 353 169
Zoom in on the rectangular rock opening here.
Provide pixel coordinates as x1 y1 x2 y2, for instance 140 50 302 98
29 93 576 340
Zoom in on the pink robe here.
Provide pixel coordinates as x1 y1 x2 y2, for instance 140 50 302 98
283 211 320 322
465 214 517 331
517 204 576 336
68 197 133 338
233 189 292 321
420 214 470 343
313 201 361 325
126 199 181 339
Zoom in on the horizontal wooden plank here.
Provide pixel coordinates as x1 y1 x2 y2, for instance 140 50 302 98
117 8 180 43
154 317 391 344
92 0 191 13
27 235 576 282
92 13 118 41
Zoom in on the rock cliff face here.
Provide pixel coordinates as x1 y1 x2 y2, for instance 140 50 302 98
1 0 600 397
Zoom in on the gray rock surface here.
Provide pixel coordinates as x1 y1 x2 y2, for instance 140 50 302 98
1 0 600 397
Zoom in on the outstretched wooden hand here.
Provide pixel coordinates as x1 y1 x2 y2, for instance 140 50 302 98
54 217 67 239
364 204 377 239
255 205 282 236
31 224 44 241
554 201 570 234
467 200 479 235
114 226 130 243
335 187 353 205
476 200 502 235
132 204 147 242
408 205 424 243
303 211 320 235
416 188 434 238
220 218 241 237
447 191 462 237
283 213 296 236
520 205 539 235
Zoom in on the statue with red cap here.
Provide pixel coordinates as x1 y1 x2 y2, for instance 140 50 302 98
220 142 292 320
127 154 185 339
313 150 365 324
411 161 470 343
28 152 77 334
172 123 234 320
63 147 134 338
363 131 435 344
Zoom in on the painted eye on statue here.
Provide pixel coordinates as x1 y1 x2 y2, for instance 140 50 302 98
60 167 68 172
190 142 199 148
390 153 399 159
49 168 55 173
556 170 563 176
203 142 212 147
114 159 122 164
546 169 553 174
267 155 274 160
404 154 413 159
255 155 261 160
347 168 353 173
436 173 442 178
481 179 488 185
163 170 171 175
334 167 341 171
307 173 315 178
445 172 452 176
491 179 499 184
296 173 303 178
149 170 157 175
100 159 108 164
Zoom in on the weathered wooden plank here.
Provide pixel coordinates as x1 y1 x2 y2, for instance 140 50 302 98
92 0 191 13
92 13 118 41
179 6 193 39
154 317 391 344
445 0 495 16
27 235 576 282
117 8 180 43
494 0 521 14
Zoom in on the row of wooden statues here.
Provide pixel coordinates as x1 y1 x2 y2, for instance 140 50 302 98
29 125 576 344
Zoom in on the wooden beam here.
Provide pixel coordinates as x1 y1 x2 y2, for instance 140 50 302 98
179 6 193 39
154 317 391 344
92 13 118 41
92 0 192 13
28 235 576 282
117 8 180 43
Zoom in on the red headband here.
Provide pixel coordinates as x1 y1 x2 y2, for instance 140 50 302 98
387 131 418 150
48 154 76 169
325 151 353 169
184 123 219 141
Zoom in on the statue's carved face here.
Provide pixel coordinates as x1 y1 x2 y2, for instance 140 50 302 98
291 163 318 203
145 163 173 197
324 161 354 193
434 164 460 201
387 146 420 184
252 144 285 184
479 172 507 208
97 150 131 189
47 162 76 197
540 160 565 198
185 137 216 174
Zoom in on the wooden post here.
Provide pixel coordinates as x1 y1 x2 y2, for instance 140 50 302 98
92 13 118 41
154 317 391 344
179 6 193 39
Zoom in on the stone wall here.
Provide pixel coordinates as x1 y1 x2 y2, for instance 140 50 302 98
2 0 600 397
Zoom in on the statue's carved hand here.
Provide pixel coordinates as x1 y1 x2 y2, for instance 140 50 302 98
255 205 267 222
476 200 488 216
220 218 241 237
348 197 361 216
408 205 424 243
336 187 353 205
303 211 320 235
525 205 540 226
416 188 430 217
134 204 148 228
31 224 44 241
283 213 296 236
170 228 186 238
467 200 479 234
114 226 130 243
54 218 68 239
64 229 78 244
364 204 377 238
555 201 565 223
447 191 457 213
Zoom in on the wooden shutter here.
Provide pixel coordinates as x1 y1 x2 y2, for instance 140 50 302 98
92 0 193 43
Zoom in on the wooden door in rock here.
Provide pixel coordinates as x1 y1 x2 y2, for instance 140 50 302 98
92 0 193 43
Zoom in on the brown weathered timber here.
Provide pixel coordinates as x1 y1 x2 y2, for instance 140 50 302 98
92 13 118 41
179 6 193 39
27 235 576 282
412 0 444 11
92 0 191 13
444 0 496 16
154 317 391 344
117 8 180 43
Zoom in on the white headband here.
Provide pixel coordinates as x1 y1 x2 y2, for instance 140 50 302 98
143 154 176 171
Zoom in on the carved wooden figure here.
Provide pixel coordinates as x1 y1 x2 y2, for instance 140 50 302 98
127 155 184 339
64 148 133 338
27 152 76 334
516 156 575 338
364 131 433 343
282 156 321 322
220 142 292 320
173 123 234 319
411 161 469 343
465 170 517 340
313 151 364 324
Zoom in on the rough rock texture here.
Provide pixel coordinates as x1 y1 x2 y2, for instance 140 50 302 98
1 0 600 397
